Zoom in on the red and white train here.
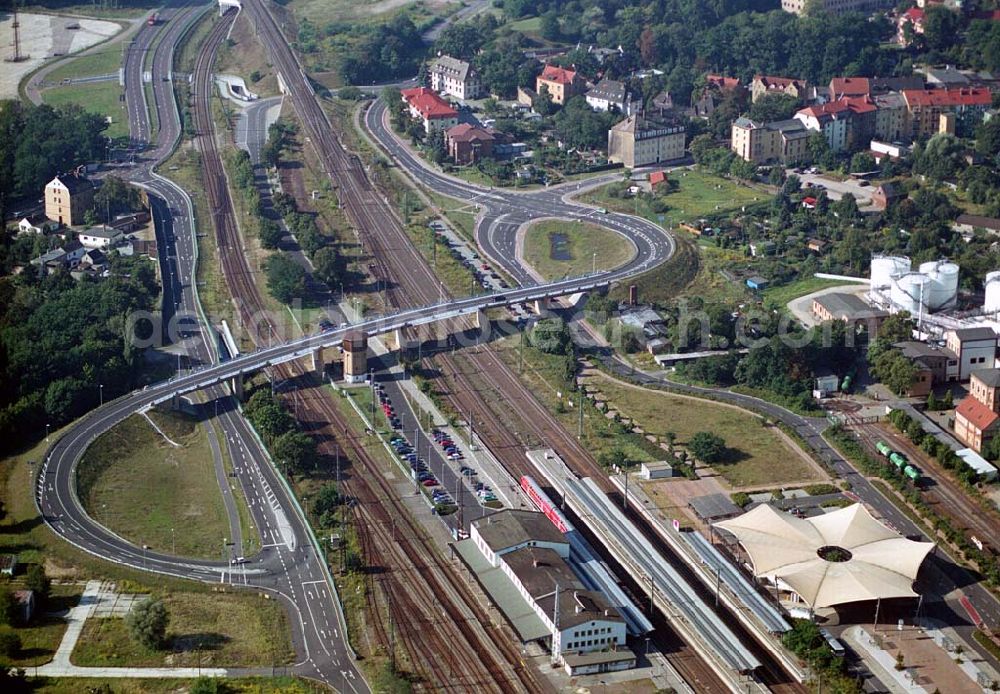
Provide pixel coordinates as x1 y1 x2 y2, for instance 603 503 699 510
519 475 573 534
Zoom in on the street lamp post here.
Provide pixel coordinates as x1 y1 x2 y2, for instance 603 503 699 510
45 423 50 441
99 383 104 407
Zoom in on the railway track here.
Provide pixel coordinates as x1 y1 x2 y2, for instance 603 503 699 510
850 417 1000 547
232 1 805 689
189 9 546 690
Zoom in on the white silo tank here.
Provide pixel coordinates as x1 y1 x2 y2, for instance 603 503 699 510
891 272 931 316
870 255 911 291
985 271 1000 313
933 261 959 310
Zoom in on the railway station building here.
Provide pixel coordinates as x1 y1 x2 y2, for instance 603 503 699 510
462 510 635 675
715 503 934 613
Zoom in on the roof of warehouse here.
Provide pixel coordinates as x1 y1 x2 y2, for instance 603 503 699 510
689 493 740 520
504 546 583 598
956 448 999 476
472 510 567 552
715 504 935 609
452 539 550 641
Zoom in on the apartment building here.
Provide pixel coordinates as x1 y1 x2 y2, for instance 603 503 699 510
429 55 482 100
750 75 809 103
400 87 459 133
44 172 94 227
608 114 685 168
795 97 876 152
730 117 810 164
902 88 992 138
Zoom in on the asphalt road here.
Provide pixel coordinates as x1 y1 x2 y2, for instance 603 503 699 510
35 5 367 688
363 99 672 288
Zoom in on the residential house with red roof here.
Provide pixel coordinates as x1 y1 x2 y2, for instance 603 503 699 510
444 123 496 164
902 88 992 138
955 369 1000 453
795 97 876 152
400 87 459 133
897 7 925 45
829 77 871 100
536 64 586 105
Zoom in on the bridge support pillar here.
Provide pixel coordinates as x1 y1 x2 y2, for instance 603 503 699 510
474 309 488 331
232 372 244 401
171 393 181 411
311 347 324 376
533 299 551 317
394 328 407 351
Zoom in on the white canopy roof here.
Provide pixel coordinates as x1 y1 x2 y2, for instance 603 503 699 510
715 504 934 609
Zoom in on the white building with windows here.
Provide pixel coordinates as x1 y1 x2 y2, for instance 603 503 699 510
429 55 482 100
470 511 631 671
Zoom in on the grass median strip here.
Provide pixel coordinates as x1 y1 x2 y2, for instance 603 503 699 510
41 81 129 140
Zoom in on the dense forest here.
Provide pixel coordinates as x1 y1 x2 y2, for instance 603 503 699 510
0 101 109 222
0 255 160 452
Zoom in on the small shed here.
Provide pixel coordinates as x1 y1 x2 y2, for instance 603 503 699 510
956 448 999 481
689 493 741 521
641 461 674 480
746 276 769 291
814 373 840 398
0 555 16 576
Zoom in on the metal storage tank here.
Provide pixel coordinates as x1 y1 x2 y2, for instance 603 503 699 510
917 260 959 310
870 255 911 291
891 272 931 316
985 271 1000 313
932 261 959 309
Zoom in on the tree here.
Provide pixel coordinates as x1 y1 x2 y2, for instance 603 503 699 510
0 590 15 626
849 151 875 173
259 219 283 250
273 430 317 474
264 253 306 304
749 93 800 123
313 483 340 527
191 678 230 694
126 598 169 650
689 431 726 463
540 12 561 41
0 627 20 658
25 564 50 608
923 5 963 52
337 86 364 101
312 246 343 289
93 175 141 222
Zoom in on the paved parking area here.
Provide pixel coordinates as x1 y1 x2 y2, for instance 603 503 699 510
90 584 149 618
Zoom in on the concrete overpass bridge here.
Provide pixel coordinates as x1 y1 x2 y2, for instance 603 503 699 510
144 275 607 406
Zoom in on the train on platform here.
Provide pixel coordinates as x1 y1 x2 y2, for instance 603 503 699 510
519 475 572 533
875 440 922 481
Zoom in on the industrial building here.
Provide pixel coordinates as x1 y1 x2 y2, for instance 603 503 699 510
869 255 960 317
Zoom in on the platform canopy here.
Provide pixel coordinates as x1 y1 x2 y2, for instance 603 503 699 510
714 503 934 609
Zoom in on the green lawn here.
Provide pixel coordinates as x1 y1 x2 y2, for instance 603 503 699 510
523 219 635 280
587 374 825 489
763 277 862 309
46 46 124 82
71 591 294 667
9 585 82 667
582 167 768 231
77 411 232 560
41 81 128 140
